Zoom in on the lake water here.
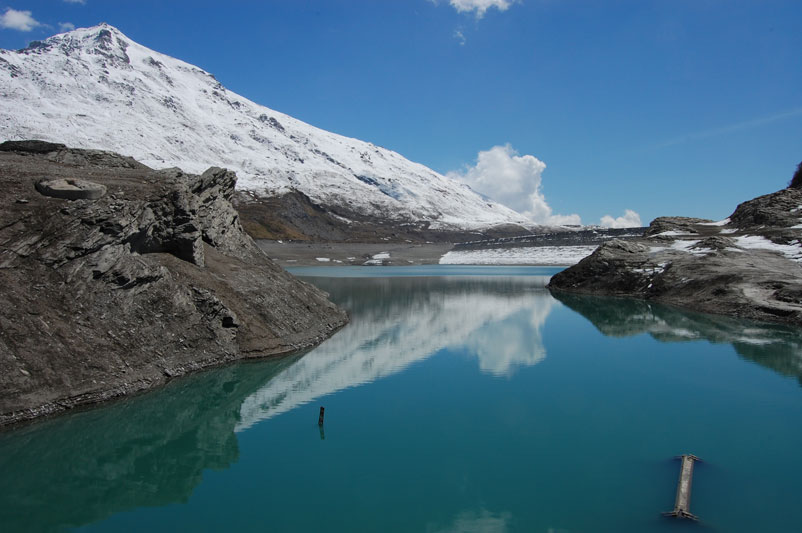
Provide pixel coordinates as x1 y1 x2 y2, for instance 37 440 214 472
2 265 801 532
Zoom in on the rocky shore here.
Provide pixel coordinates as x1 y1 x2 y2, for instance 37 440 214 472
548 181 802 326
0 141 348 427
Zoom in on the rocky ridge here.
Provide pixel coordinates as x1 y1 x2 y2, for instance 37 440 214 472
0 141 348 427
548 184 802 325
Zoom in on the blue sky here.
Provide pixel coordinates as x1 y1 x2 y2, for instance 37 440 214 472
1 0 800 226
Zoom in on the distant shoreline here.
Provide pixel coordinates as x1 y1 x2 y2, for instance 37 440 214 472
256 241 596 267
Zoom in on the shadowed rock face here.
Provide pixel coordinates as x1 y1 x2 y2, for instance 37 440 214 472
548 186 802 326
0 141 348 426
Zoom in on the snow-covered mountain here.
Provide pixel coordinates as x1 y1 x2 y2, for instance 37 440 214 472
0 23 534 232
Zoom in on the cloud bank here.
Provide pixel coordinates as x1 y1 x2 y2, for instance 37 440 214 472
449 144 581 226
600 209 642 228
0 9 42 31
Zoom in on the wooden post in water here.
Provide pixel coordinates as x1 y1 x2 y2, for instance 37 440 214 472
318 406 325 427
663 454 700 520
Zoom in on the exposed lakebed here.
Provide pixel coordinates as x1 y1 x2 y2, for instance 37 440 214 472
1 266 801 532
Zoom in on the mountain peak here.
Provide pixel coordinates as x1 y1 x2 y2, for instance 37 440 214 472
0 24 536 232
20 22 133 64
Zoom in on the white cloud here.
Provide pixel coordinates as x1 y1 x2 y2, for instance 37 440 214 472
449 0 517 19
600 209 642 228
453 29 466 45
448 144 581 226
0 8 42 32
59 22 76 32
63 0 87 4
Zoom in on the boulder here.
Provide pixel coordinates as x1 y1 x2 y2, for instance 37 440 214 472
549 186 802 326
35 178 107 200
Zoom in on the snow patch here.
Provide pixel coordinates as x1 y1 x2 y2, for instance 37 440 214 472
734 235 802 262
440 246 597 265
655 230 696 237
632 262 668 276
363 251 391 265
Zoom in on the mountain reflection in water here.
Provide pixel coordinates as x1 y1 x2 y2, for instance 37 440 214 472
236 275 556 431
553 291 802 386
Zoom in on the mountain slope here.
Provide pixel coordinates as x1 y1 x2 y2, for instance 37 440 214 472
0 23 534 234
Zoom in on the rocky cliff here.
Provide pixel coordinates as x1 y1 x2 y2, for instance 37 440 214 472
548 184 802 326
0 140 348 426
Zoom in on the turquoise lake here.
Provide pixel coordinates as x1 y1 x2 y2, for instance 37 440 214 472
1 265 801 532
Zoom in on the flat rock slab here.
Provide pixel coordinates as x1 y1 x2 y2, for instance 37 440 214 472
36 178 107 200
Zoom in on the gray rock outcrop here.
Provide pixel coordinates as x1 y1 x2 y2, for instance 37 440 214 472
548 185 802 326
0 141 348 426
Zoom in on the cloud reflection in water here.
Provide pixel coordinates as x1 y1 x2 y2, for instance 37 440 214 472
236 274 556 431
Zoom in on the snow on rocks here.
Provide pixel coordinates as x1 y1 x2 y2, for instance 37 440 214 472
363 252 391 265
440 245 597 265
734 235 802 262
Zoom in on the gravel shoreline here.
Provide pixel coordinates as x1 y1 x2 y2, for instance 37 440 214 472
256 241 454 266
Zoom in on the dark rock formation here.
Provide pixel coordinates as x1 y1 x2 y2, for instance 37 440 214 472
452 226 645 251
548 186 802 326
643 216 711 237
0 140 66 154
0 142 348 426
233 189 536 243
789 161 802 189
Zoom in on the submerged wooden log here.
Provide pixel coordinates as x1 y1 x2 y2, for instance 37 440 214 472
664 454 700 520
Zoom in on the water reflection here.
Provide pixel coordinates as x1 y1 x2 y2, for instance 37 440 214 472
0 273 557 531
236 275 556 431
552 292 802 385
426 508 513 533
0 357 298 533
